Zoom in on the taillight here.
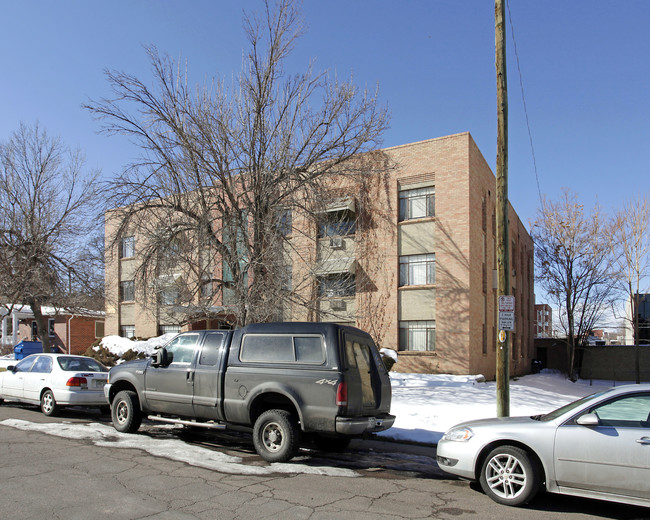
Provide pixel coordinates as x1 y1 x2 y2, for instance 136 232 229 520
66 377 88 387
336 382 348 407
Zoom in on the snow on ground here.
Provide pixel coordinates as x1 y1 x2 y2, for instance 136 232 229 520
0 419 357 478
379 370 613 445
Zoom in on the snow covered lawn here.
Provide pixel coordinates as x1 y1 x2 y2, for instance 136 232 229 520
380 371 613 445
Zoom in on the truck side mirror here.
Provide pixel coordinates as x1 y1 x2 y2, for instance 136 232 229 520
152 348 173 367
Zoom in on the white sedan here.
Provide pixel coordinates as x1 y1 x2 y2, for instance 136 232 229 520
0 354 109 416
436 384 650 508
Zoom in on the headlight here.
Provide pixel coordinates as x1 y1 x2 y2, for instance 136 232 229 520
442 427 474 442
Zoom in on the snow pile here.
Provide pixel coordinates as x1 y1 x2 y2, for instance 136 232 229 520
98 333 177 357
380 348 398 362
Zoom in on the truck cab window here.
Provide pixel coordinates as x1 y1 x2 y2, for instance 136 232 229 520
165 333 199 364
199 333 224 366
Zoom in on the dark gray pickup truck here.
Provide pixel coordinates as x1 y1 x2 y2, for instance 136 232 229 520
104 322 394 462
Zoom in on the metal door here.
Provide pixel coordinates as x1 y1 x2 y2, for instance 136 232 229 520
23 355 53 401
554 393 650 499
144 333 200 415
2 356 37 398
192 332 226 419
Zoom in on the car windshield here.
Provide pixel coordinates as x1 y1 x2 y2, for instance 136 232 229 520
537 389 611 422
57 357 108 373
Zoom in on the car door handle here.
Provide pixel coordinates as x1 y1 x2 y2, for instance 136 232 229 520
636 437 650 445
186 371 194 383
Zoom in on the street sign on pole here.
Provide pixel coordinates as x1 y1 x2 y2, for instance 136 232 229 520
498 295 515 331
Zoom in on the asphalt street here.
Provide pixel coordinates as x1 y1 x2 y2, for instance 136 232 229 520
0 404 648 520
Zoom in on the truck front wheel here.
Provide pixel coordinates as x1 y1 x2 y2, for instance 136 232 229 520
253 409 301 463
111 390 142 433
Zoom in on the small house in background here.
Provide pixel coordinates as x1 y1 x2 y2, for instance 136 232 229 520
0 305 105 356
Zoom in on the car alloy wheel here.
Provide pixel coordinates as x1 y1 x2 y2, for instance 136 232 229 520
40 390 59 416
479 445 541 506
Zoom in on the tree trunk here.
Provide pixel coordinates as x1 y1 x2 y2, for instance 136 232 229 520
28 299 51 353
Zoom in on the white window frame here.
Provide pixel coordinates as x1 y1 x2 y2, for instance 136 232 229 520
120 236 135 259
119 280 135 302
159 324 181 335
399 321 436 352
95 321 104 339
399 186 435 221
120 325 135 339
399 254 435 286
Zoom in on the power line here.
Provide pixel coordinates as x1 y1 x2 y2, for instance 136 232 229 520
506 0 543 206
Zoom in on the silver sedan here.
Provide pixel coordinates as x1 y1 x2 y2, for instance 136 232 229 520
436 384 650 507
0 354 109 416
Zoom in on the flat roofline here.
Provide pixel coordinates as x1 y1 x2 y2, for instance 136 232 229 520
381 132 473 153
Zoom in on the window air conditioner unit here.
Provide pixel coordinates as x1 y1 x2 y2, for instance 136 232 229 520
330 299 346 311
329 237 344 249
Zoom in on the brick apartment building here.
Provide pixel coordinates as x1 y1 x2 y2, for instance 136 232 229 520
104 132 534 378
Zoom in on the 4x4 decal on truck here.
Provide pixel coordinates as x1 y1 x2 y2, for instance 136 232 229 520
315 379 337 386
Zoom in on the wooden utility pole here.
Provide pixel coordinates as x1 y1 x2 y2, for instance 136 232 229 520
495 0 510 417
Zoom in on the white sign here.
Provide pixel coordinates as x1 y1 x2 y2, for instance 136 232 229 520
498 295 515 313
498 295 515 331
499 312 515 331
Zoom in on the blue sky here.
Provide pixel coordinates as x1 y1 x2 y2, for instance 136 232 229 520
2 0 649 230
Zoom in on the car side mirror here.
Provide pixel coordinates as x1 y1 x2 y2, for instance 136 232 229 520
152 348 173 367
576 413 600 427
6 365 15 372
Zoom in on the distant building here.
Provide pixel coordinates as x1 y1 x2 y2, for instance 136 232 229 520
104 132 535 377
534 304 552 338
0 305 105 355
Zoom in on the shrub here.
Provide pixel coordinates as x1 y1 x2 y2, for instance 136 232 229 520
83 342 120 368
121 349 146 362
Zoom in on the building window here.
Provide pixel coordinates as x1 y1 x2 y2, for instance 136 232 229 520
160 286 179 306
95 321 105 338
399 186 435 221
119 280 135 302
399 321 436 351
276 209 292 237
399 254 435 286
318 275 355 298
120 236 135 259
48 318 56 337
159 324 181 335
318 210 356 238
120 325 135 338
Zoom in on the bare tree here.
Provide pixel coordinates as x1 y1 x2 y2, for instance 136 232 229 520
609 196 650 383
87 0 389 327
0 123 101 351
531 189 616 380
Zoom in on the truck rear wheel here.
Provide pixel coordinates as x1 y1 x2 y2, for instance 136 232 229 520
112 390 142 433
253 409 301 463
